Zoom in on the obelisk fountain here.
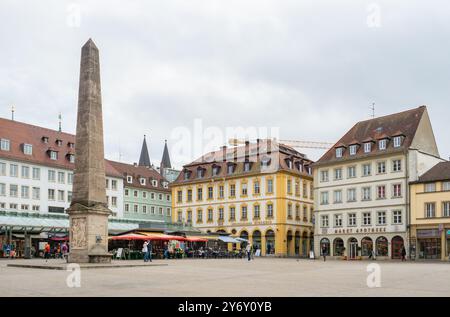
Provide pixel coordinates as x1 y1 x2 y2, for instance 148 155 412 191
67 39 112 263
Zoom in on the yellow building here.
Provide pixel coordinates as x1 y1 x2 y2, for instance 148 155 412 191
410 161 450 261
170 140 314 257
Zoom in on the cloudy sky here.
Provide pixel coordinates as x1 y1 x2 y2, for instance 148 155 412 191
1 0 449 168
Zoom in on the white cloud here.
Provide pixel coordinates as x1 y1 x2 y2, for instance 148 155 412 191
1 0 449 168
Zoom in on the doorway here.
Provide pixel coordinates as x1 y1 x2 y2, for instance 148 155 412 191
349 238 358 259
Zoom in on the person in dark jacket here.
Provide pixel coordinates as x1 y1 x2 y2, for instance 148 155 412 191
401 245 407 261
321 244 327 262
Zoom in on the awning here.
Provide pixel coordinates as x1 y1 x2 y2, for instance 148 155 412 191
109 233 148 241
234 237 249 243
138 232 187 241
185 236 208 242
218 236 241 243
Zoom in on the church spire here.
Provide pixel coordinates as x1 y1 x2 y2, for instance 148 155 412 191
160 139 172 170
138 135 151 167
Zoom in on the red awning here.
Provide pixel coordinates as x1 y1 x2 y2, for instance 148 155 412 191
185 237 208 242
110 232 187 242
109 233 148 241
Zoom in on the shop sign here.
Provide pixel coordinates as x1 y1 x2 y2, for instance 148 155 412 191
417 229 440 238
447 230 450 237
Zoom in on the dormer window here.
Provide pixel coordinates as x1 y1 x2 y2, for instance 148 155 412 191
212 165 221 176
184 170 191 180
0 139 10 151
140 178 146 186
349 145 357 156
379 139 387 150
68 142 75 148
56 139 63 147
260 156 271 168
152 180 158 187
336 147 344 158
127 175 133 183
364 142 372 153
197 168 205 179
49 151 58 160
244 162 251 172
286 159 293 169
23 144 33 155
42 136 49 143
163 181 169 189
227 164 235 174
393 136 402 148
68 154 75 163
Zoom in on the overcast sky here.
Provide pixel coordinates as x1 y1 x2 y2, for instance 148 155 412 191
1 0 449 168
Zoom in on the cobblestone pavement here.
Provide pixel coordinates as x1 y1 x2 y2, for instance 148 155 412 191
1 258 449 296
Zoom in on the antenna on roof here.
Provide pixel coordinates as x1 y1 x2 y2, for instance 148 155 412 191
58 112 62 132
11 105 15 121
369 102 375 118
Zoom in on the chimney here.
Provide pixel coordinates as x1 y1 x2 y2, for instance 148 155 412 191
256 139 261 158
245 141 250 160
133 162 137 167
222 146 227 162
267 139 272 155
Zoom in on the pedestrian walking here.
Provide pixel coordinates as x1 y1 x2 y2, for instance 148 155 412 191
246 243 252 261
62 243 68 261
368 248 373 260
322 244 327 262
142 241 149 262
401 245 407 261
148 240 153 262
6 244 11 258
44 243 51 262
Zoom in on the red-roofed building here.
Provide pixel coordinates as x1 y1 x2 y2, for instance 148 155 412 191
313 106 444 260
0 117 124 217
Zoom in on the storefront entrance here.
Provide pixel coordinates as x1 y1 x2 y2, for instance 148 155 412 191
419 238 441 259
349 238 358 259
391 236 404 259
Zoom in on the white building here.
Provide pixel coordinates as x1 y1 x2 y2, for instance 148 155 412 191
313 106 444 259
0 117 124 218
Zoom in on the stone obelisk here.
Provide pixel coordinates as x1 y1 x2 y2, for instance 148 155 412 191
67 39 112 263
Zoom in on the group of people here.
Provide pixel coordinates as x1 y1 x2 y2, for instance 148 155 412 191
142 240 153 262
44 242 69 261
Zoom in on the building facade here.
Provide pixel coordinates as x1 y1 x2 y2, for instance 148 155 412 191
171 140 315 257
108 161 172 223
0 118 124 217
313 106 443 260
410 161 450 260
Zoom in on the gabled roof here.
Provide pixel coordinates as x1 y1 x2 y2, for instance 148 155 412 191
0 117 121 178
160 140 172 169
315 106 427 166
107 160 170 193
415 161 450 183
138 135 151 167
172 140 314 185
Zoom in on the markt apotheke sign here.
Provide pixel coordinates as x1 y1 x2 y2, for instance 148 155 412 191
447 229 450 237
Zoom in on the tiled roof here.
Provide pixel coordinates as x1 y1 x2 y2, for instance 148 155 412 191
416 161 450 183
172 140 314 185
315 106 426 166
107 160 170 193
0 117 121 178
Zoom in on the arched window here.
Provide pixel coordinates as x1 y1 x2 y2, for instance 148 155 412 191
265 230 275 255
361 237 373 256
294 231 301 255
252 230 262 250
320 238 330 255
333 238 344 256
376 236 388 256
